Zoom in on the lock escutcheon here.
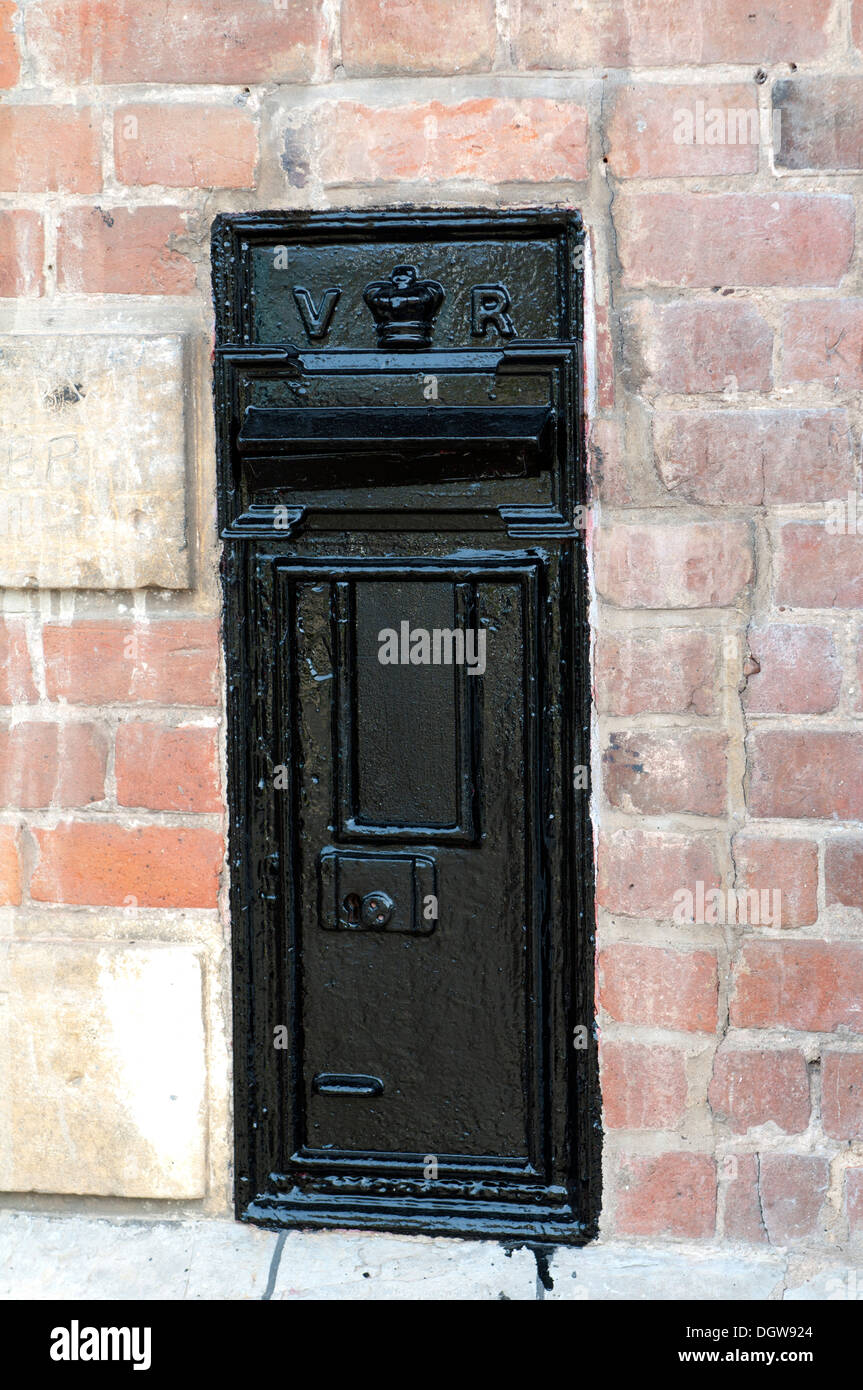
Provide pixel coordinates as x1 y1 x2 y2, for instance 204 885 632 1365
361 891 395 928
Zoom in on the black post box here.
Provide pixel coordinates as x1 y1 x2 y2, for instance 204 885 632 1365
212 209 599 1243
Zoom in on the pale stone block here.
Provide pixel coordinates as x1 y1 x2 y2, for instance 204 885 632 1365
0 940 206 1198
0 335 189 589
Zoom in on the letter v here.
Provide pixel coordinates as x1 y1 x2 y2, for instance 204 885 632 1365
293 285 341 340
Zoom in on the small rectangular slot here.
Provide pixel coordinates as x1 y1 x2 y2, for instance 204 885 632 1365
313 1073 384 1097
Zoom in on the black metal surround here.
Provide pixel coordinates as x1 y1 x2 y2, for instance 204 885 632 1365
212 209 599 1243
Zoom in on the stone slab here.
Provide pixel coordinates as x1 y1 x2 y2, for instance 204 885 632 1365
0 334 189 589
0 941 206 1198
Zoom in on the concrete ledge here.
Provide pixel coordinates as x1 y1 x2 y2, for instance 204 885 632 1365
3 1212 862 1300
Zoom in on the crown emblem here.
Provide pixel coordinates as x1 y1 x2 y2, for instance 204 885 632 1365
362 264 445 348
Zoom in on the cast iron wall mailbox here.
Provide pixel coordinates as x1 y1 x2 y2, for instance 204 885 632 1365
212 209 599 1243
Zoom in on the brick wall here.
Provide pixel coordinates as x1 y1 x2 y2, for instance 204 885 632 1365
1 0 862 1251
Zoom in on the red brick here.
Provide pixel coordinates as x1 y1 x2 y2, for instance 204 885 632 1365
615 1152 716 1238
826 838 863 909
732 834 818 929
31 823 223 908
601 1042 688 1129
0 825 21 905
823 1053 863 1140
743 624 841 715
290 98 589 185
775 77 863 170
748 731 863 820
776 523 863 609
116 722 221 813
607 84 759 178
0 723 107 809
600 942 719 1033
595 629 718 717
709 1049 810 1134
587 418 629 504
595 521 753 608
597 828 722 923
26 0 328 84
783 300 863 389
43 621 219 706
114 105 257 190
56 207 194 295
630 300 773 395
0 211 43 297
342 0 495 74
618 193 853 288
723 1154 767 1244
603 729 727 817
759 1154 828 1243
515 0 830 67
731 941 863 1033
654 410 853 507
0 0 18 86
0 107 99 193
847 1167 863 1234
0 621 36 703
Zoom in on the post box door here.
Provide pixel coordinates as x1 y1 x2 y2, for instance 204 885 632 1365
214 209 599 1243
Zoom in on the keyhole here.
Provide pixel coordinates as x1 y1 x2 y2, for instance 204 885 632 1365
342 893 361 926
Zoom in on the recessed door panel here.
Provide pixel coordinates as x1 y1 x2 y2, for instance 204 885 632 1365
285 564 538 1160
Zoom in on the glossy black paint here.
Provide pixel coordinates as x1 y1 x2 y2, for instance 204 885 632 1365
212 209 600 1243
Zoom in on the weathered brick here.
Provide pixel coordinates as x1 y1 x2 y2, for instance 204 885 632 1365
654 410 853 506
341 0 495 74
594 304 615 410
776 524 863 609
731 941 863 1033
603 729 727 817
0 107 99 193
618 193 853 288
0 723 107 808
597 827 722 922
0 621 36 703
629 300 773 395
114 105 257 190
588 418 630 504
286 98 589 185
595 522 753 608
0 824 21 905
822 1053 863 1140
783 300 863 389
615 1153 716 1238
600 942 719 1032
56 207 195 295
709 1049 810 1134
518 0 829 67
748 731 863 820
775 77 863 170
0 211 43 297
607 84 759 178
43 621 219 706
594 629 718 717
743 624 841 715
31 823 223 908
26 0 328 84
723 1154 767 1244
732 834 818 929
601 1041 688 1129
0 0 18 86
826 837 863 909
116 722 221 813
759 1154 828 1242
